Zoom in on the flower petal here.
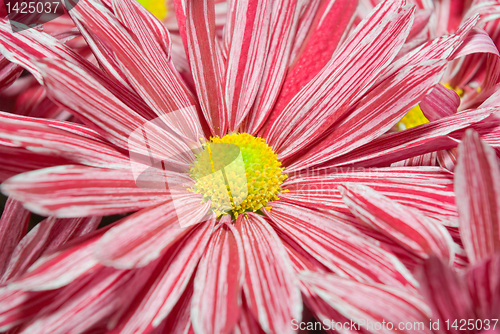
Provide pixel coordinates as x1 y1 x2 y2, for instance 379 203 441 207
416 256 476 327
95 195 211 269
420 83 460 121
266 1 414 157
287 59 447 171
242 0 302 135
300 271 432 334
20 268 134 334
325 106 496 167
117 217 214 333
455 129 500 264
9 229 107 291
1 216 101 283
261 0 358 135
265 201 417 289
280 167 458 225
0 19 157 121
181 0 227 136
225 0 272 130
37 58 195 162
0 199 29 278
1 165 185 217
191 217 244 334
68 0 202 141
237 213 302 334
339 184 455 264
466 254 500 320
0 112 130 169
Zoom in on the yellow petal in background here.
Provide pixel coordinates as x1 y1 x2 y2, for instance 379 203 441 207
137 0 168 19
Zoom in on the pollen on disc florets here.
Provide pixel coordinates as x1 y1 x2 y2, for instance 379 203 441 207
189 133 287 218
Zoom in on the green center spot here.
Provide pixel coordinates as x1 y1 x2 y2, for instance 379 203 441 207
190 133 287 218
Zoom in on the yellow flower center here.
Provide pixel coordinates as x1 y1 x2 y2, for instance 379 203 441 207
190 133 287 218
137 0 168 20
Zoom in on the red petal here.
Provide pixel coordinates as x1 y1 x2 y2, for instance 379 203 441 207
266 201 417 289
416 256 476 328
420 83 460 121
281 167 458 225
225 0 272 130
301 271 432 334
117 218 214 333
0 199 29 278
325 106 496 167
455 129 500 264
1 166 184 217
191 217 243 334
339 184 454 264
266 1 414 157
95 195 211 268
0 112 130 169
182 0 227 136
237 213 302 334
242 0 302 135
1 216 100 283
287 60 447 170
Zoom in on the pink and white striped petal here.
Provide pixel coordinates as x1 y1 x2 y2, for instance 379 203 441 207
300 271 432 334
181 0 227 136
0 199 29 278
420 83 460 121
262 0 357 136
280 167 458 226
68 0 202 141
416 256 476 328
454 129 500 264
0 56 22 91
242 0 301 135
265 201 417 289
0 112 130 169
117 217 214 333
286 60 447 171
95 195 211 269
339 184 455 264
1 216 101 283
191 217 244 334
0 146 72 182
225 0 272 131
233 301 266 334
8 229 107 291
466 254 500 320
266 1 414 157
37 58 195 165
0 289 58 331
325 106 496 167
20 268 133 334
1 165 186 217
0 19 156 121
237 213 302 334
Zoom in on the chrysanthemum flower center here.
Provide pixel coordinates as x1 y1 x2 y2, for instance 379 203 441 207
190 133 287 218
137 0 168 19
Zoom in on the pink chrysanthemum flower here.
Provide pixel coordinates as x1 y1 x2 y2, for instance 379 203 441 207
0 0 499 333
